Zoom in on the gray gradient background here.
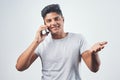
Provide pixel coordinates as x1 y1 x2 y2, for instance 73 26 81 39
0 0 120 80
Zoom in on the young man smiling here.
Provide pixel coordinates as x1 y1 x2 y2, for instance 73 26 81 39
16 4 107 80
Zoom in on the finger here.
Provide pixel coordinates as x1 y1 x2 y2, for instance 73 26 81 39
99 41 108 46
38 25 48 32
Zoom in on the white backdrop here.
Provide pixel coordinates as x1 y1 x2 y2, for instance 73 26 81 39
0 0 120 80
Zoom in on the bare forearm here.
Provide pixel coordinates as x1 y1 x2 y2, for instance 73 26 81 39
82 41 107 72
82 50 100 72
16 25 49 71
16 40 39 71
91 52 100 72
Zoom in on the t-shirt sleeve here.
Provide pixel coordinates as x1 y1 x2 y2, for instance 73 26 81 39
35 46 40 56
35 43 43 56
80 35 90 54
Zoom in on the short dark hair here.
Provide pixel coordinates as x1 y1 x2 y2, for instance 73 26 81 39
41 4 63 18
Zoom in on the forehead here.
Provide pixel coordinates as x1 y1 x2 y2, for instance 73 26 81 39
44 12 62 20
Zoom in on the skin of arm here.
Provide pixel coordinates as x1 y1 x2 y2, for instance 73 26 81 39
16 25 48 71
16 41 39 71
81 41 107 72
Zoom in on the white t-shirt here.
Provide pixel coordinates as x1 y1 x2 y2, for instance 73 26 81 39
35 33 89 80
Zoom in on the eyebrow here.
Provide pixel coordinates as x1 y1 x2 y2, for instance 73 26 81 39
45 15 60 20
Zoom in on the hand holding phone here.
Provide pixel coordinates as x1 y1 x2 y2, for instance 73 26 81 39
41 29 49 35
34 25 49 43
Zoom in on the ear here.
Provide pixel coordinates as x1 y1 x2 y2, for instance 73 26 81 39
43 19 46 25
62 17 64 22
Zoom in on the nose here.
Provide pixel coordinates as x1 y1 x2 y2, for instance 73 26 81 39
51 20 57 26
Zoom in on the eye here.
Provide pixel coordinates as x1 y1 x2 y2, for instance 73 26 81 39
46 19 51 23
54 17 60 21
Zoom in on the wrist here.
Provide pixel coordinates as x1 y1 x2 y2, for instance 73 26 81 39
33 39 41 45
88 49 97 55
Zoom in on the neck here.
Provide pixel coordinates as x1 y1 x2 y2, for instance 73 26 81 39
51 32 68 39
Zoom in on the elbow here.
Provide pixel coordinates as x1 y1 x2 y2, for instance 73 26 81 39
15 64 26 71
16 64 23 71
90 66 100 73
91 68 99 73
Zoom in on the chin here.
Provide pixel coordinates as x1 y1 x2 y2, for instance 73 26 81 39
51 31 59 35
51 32 58 35
51 29 58 33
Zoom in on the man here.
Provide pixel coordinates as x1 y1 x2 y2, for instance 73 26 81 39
16 4 107 80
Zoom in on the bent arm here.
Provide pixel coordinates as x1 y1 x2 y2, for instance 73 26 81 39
16 25 48 71
81 41 107 72
16 40 39 71
82 50 100 72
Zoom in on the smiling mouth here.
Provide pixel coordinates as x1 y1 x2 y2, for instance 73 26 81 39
52 27 57 29
51 25 59 30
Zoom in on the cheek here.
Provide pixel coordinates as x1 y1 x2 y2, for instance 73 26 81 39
45 23 50 27
59 21 64 26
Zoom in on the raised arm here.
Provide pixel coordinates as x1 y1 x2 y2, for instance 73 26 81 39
16 25 48 71
16 41 39 71
81 41 107 72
